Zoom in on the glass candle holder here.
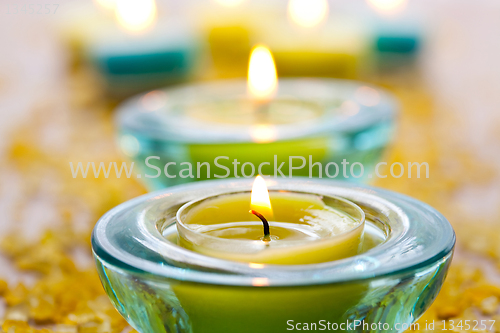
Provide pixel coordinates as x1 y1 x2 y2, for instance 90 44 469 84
92 178 455 333
115 79 397 190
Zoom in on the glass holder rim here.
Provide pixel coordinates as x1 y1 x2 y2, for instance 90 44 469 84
92 178 455 287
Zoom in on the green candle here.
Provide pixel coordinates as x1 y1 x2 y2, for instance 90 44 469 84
172 280 369 333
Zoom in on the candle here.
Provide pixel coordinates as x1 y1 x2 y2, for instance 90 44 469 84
92 178 455 333
176 176 365 264
254 1 370 79
363 0 423 70
59 0 199 97
116 47 397 190
191 0 274 79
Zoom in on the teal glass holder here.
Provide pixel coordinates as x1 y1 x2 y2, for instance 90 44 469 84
115 79 397 190
92 178 454 333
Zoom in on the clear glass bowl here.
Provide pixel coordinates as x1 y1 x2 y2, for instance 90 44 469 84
115 79 397 190
92 178 455 333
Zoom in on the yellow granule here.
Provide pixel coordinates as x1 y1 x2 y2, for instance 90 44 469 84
0 67 145 332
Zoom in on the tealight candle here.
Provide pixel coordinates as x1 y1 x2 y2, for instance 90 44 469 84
363 0 424 70
177 176 365 264
116 46 397 190
191 1 275 79
59 0 199 97
92 178 456 333
255 1 371 79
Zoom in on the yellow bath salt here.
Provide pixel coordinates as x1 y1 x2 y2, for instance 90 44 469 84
0 279 7 296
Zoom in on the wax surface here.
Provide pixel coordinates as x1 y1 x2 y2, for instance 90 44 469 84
184 192 359 239
196 222 320 241
177 192 365 264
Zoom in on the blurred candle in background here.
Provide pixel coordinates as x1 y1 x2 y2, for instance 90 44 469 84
193 0 276 79
257 0 370 79
115 43 397 189
86 0 199 97
55 0 199 98
364 0 423 70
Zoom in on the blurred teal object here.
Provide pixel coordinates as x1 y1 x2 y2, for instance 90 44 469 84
372 19 422 55
368 17 423 71
376 36 418 53
98 50 191 75
87 20 199 97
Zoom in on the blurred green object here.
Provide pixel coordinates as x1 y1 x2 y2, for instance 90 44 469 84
274 51 358 79
207 26 252 78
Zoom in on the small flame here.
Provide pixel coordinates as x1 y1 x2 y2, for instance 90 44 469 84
366 0 407 14
115 0 157 33
250 175 273 219
214 0 245 7
288 0 328 28
248 45 278 101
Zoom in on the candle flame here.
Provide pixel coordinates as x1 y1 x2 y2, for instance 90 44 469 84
366 0 407 14
250 175 273 219
115 0 157 33
288 0 328 28
248 45 278 101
